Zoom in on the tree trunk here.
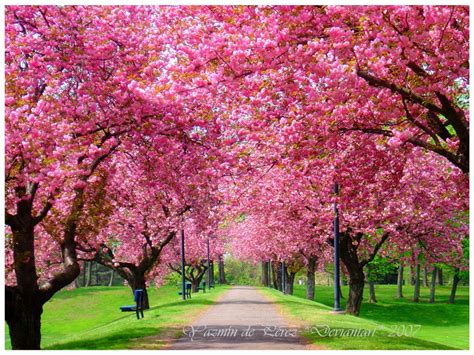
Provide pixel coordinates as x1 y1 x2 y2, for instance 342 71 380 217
272 261 282 291
346 269 365 315
429 267 437 303
210 261 215 286
338 232 372 316
397 265 404 298
6 223 43 349
261 261 269 287
218 256 226 284
268 261 272 287
410 265 416 285
423 267 428 287
82 261 86 287
413 264 421 302
124 272 150 309
449 268 460 304
94 262 99 286
108 269 114 287
306 256 316 300
5 287 43 350
85 261 91 287
286 271 296 295
437 268 444 285
368 281 377 303
191 272 206 293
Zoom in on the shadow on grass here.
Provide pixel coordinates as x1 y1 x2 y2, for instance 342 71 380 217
49 286 130 301
149 298 216 311
45 327 160 350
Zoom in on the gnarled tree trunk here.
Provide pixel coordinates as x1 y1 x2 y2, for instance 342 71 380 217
336 231 389 316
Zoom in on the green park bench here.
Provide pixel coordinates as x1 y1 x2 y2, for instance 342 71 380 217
178 282 192 298
119 289 145 319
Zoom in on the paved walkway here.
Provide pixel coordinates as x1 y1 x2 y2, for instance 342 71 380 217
169 286 308 350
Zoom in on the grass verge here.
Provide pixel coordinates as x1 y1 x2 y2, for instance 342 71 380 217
5 284 229 350
259 284 469 350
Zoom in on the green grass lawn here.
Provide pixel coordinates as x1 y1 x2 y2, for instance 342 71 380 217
4 284 229 350
260 284 469 350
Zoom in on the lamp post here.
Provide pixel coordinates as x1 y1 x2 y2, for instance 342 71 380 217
333 183 343 312
181 228 186 300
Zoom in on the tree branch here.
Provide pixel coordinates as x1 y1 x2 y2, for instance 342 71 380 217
361 233 390 267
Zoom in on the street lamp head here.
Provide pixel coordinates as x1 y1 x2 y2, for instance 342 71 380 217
333 183 340 195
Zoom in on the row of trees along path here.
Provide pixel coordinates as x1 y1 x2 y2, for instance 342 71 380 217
5 5 468 349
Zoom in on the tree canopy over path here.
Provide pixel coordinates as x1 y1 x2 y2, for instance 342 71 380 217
5 5 469 349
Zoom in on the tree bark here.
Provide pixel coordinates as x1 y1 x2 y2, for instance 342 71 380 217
82 261 86 287
340 234 366 315
396 265 404 298
261 261 270 287
346 269 365 315
122 270 150 310
108 269 114 287
6 217 43 349
410 265 416 285
437 268 444 285
85 261 91 287
210 261 215 286
335 231 389 316
286 271 296 295
413 264 421 302
429 267 437 303
272 261 282 291
6 287 43 350
368 280 377 303
306 256 317 300
218 256 226 284
423 267 428 287
191 272 206 292
448 268 460 304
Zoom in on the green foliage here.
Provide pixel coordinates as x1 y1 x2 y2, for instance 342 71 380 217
366 256 398 282
223 256 260 286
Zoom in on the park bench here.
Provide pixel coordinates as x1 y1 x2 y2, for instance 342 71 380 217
178 282 192 299
120 289 145 319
